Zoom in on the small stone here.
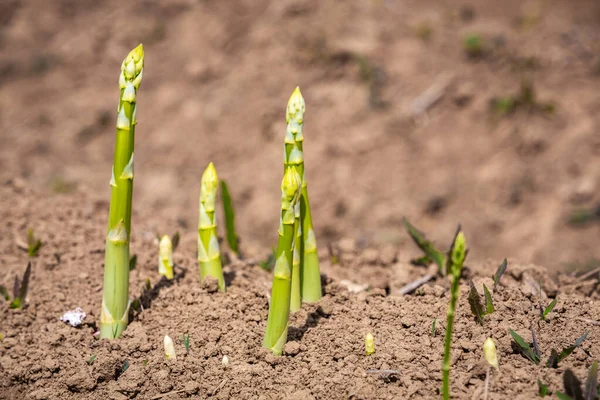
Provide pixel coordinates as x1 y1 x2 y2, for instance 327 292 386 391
202 276 219 293
284 341 301 356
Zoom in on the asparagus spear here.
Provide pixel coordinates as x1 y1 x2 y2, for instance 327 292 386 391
100 44 144 339
198 162 225 291
158 235 174 280
263 167 302 355
284 87 322 306
442 227 468 400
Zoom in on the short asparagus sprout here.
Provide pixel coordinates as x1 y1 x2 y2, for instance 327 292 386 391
263 167 302 355
221 355 229 369
442 226 467 400
365 333 375 355
483 338 499 369
164 335 176 360
158 235 174 279
284 87 322 307
100 44 144 339
198 162 225 291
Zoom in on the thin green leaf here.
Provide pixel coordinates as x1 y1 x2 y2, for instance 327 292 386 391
171 232 180 252
563 369 583 400
585 361 598 400
483 284 494 315
220 180 239 255
183 333 190 354
532 328 541 360
27 229 42 257
555 393 574 400
537 379 549 397
509 329 540 364
10 262 31 309
468 279 484 325
0 285 9 301
402 218 446 272
410 255 433 266
87 355 97 365
431 317 437 337
129 254 137 271
548 332 589 368
543 298 557 320
493 258 507 290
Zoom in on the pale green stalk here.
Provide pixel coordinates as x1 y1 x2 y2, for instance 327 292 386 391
284 87 322 306
442 228 467 400
263 167 301 355
198 162 225 291
100 44 144 339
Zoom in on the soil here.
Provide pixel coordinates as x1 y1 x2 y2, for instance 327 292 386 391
2 0 600 399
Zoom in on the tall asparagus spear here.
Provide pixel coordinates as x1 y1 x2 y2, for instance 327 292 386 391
100 44 144 339
263 167 301 355
284 87 322 307
198 162 225 291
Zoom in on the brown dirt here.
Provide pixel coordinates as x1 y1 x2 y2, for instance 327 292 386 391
1 183 600 400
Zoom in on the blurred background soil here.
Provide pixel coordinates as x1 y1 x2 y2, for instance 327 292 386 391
2 0 600 272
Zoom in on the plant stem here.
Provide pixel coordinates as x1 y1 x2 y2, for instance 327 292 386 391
442 227 467 399
158 235 174 280
263 167 301 355
100 44 144 339
284 87 322 305
198 162 225 291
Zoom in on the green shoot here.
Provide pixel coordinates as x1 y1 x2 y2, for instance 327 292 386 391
468 279 485 325
547 332 589 368
100 44 144 339
183 333 190 354
537 379 549 397
27 229 43 257
464 34 484 58
145 278 152 291
9 262 31 309
493 258 507 290
263 167 301 355
171 231 180 252
540 298 557 321
87 355 97 365
260 248 277 271
365 333 375 355
220 180 239 255
198 162 225 292
442 226 467 400
483 284 494 314
431 318 437 337
129 254 137 271
532 328 541 361
509 329 540 365
402 217 446 273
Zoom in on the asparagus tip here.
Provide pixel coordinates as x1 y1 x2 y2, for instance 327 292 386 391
483 337 499 369
365 332 375 355
164 335 176 360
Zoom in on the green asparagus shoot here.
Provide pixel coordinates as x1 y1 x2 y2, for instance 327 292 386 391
493 258 507 290
263 167 302 355
158 235 174 280
198 162 225 291
220 180 239 255
365 333 375 355
284 87 322 305
27 229 43 257
540 298 557 321
129 254 137 271
402 218 446 273
442 226 467 400
547 332 589 368
100 44 144 339
9 262 31 309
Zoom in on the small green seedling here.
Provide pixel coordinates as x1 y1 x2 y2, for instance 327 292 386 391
556 361 598 400
467 279 495 325
2 262 32 309
87 355 97 365
220 180 240 256
431 318 437 337
510 329 589 368
537 379 550 397
464 34 484 58
493 259 507 290
402 217 446 273
183 333 190 354
540 298 557 321
27 229 43 257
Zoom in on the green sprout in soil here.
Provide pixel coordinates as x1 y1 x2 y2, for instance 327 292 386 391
27 229 43 257
87 355 97 365
198 162 225 292
540 297 557 321
402 217 446 273
493 258 507 290
431 317 437 337
263 167 302 355
365 332 375 356
99 44 144 339
260 247 277 271
490 78 556 117
1 262 32 309
510 329 589 368
284 87 322 307
220 179 240 256
158 235 174 280
183 333 190 354
467 279 495 325
464 34 484 58
556 361 598 400
538 379 550 397
442 226 467 400
129 254 137 271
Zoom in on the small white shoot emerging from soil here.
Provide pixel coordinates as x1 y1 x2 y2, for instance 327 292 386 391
365 333 375 356
483 338 499 370
158 235 174 280
164 335 176 360
221 355 229 369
